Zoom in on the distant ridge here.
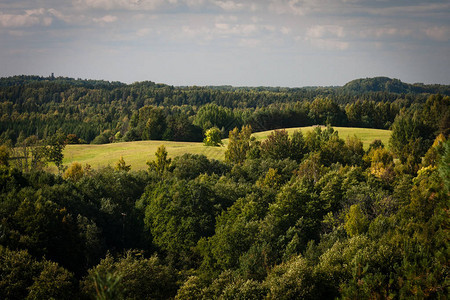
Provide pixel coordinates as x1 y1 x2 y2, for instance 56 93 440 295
0 75 449 95
343 76 450 95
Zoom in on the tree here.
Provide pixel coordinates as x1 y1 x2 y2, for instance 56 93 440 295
0 145 10 166
115 156 131 172
45 130 66 173
225 125 252 165
260 130 292 160
0 246 76 300
204 127 223 147
140 177 221 267
171 153 228 180
134 106 167 140
27 261 77 300
390 111 433 172
147 145 171 176
193 103 235 132
265 255 316 300
63 162 84 181
344 204 369 237
82 251 178 300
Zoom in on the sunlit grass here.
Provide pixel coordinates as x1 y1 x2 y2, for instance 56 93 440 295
62 126 391 171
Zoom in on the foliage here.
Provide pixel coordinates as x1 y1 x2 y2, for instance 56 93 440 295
115 156 131 172
203 127 223 147
0 246 76 300
63 162 85 181
44 130 67 172
225 125 253 164
147 145 171 176
82 251 178 300
0 145 9 166
344 204 369 237
0 75 447 299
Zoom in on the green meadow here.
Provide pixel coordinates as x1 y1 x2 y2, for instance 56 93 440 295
63 126 391 171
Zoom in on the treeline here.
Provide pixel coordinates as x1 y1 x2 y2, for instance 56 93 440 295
0 75 449 145
0 104 448 298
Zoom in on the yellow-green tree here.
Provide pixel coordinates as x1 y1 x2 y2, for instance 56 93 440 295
115 156 131 172
203 127 223 147
147 145 171 176
63 162 84 182
344 204 369 237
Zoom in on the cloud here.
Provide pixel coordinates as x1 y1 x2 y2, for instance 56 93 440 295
93 15 118 23
305 25 348 50
306 25 345 39
308 38 349 50
74 0 167 11
73 0 209 11
280 26 291 35
0 8 52 28
238 38 261 47
365 3 450 17
269 0 310 16
48 8 81 24
214 23 258 35
424 26 450 42
136 27 152 37
212 1 244 11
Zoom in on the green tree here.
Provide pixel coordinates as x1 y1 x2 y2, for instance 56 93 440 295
260 130 292 160
82 251 178 300
225 125 252 165
390 111 434 172
115 156 131 172
139 176 222 268
0 145 10 166
147 145 171 176
134 106 167 140
27 261 76 300
45 130 66 173
265 255 316 300
204 127 223 146
344 204 369 237
193 103 235 131
0 246 76 300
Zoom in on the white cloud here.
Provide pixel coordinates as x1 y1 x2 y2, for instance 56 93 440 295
136 27 152 37
74 0 166 11
269 0 309 16
48 8 80 24
0 8 52 28
280 26 291 35
424 26 450 42
306 25 345 39
305 25 348 50
365 3 450 17
238 38 261 47
93 15 118 23
308 38 349 50
213 1 244 11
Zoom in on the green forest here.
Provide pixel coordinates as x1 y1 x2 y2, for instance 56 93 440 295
0 75 449 299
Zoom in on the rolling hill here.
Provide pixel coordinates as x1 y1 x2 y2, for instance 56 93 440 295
62 126 391 171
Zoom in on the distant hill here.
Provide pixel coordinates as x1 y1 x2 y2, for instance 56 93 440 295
343 77 450 95
2 75 448 95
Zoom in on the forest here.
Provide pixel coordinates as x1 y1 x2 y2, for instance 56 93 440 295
0 75 449 299
1 75 449 147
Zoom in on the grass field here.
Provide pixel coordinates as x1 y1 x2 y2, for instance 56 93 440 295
62 126 391 171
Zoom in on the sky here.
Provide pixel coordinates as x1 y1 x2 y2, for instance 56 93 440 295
0 0 449 87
